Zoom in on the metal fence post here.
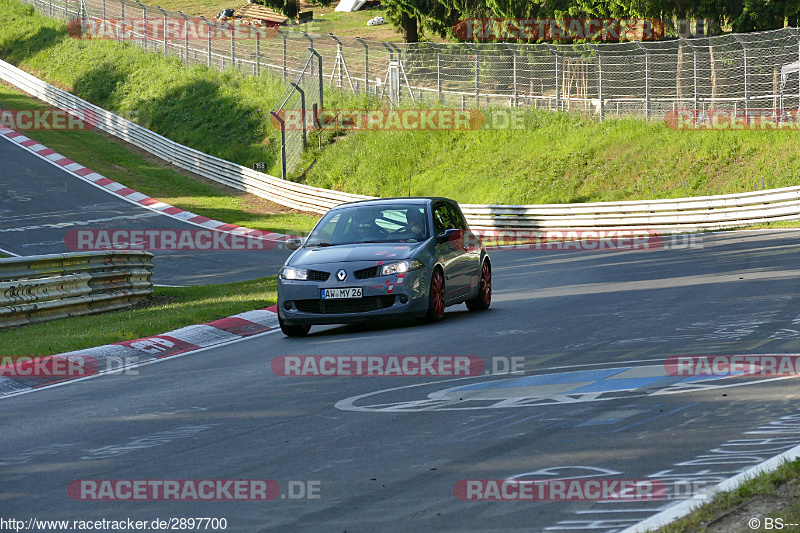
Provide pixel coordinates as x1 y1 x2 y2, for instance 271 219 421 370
506 44 518 107
51 0 54 19
312 49 323 110
468 44 479 106
200 16 212 66
156 6 167 54
734 35 748 115
119 0 124 42
291 83 307 148
693 46 699 111
270 111 287 180
230 20 235 68
356 37 369 93
279 30 287 80
636 42 650 119
64 0 68 22
133 1 145 48
593 45 604 121
256 28 261 76
429 43 442 104
178 10 188 63
301 31 313 52
547 44 561 111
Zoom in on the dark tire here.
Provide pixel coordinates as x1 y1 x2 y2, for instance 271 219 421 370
466 260 491 311
424 268 446 323
279 315 310 337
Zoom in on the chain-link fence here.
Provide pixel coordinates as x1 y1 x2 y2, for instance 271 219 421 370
17 0 800 121
270 50 322 179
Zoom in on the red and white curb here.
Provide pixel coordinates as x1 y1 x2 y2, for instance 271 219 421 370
0 125 295 245
0 306 280 399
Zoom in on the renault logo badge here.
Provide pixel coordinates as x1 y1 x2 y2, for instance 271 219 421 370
337 269 347 281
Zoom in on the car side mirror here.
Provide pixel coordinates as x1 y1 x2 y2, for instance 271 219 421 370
286 238 304 250
436 228 461 244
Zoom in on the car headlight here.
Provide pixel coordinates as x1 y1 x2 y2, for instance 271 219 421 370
280 266 308 280
381 260 424 276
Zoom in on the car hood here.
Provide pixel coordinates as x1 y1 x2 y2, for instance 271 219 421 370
289 242 426 266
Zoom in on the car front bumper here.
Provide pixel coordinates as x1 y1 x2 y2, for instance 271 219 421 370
277 265 429 326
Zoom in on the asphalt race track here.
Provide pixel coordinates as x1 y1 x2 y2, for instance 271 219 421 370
0 137 291 285
3 229 800 532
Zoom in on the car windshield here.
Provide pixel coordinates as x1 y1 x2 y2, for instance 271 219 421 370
305 204 429 246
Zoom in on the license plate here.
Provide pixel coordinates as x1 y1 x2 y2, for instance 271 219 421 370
321 287 363 299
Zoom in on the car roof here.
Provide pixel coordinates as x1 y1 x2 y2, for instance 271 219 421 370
331 197 454 210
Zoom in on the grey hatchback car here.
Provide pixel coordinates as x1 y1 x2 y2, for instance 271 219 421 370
277 197 491 336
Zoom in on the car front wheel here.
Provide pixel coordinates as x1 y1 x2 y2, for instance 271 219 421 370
466 260 491 311
424 269 446 322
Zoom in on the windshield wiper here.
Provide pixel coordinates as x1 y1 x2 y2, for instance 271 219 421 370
309 242 335 247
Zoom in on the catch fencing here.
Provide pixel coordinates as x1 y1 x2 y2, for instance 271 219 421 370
15 0 800 120
0 251 154 328
270 50 323 179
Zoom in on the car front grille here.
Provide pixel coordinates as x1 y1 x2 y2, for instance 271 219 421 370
295 295 396 314
354 266 381 279
308 270 330 281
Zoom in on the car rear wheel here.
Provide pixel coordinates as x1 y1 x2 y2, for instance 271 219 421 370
424 269 446 322
279 315 310 337
466 260 491 311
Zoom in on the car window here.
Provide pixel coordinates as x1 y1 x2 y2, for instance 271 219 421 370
305 204 429 246
433 203 457 235
446 202 468 231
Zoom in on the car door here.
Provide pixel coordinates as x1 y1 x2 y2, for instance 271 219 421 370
432 201 469 300
450 202 481 295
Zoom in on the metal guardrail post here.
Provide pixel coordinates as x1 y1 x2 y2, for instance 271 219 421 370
355 37 368 93
270 111 287 180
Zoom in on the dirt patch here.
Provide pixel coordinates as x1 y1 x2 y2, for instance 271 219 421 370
699 478 800 532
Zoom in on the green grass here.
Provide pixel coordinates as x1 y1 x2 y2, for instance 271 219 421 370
302 108 800 204
3 0 800 207
658 458 800 532
0 276 277 357
0 83 320 234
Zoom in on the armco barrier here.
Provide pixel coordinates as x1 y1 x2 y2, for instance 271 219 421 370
0 251 154 328
2 58 800 231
